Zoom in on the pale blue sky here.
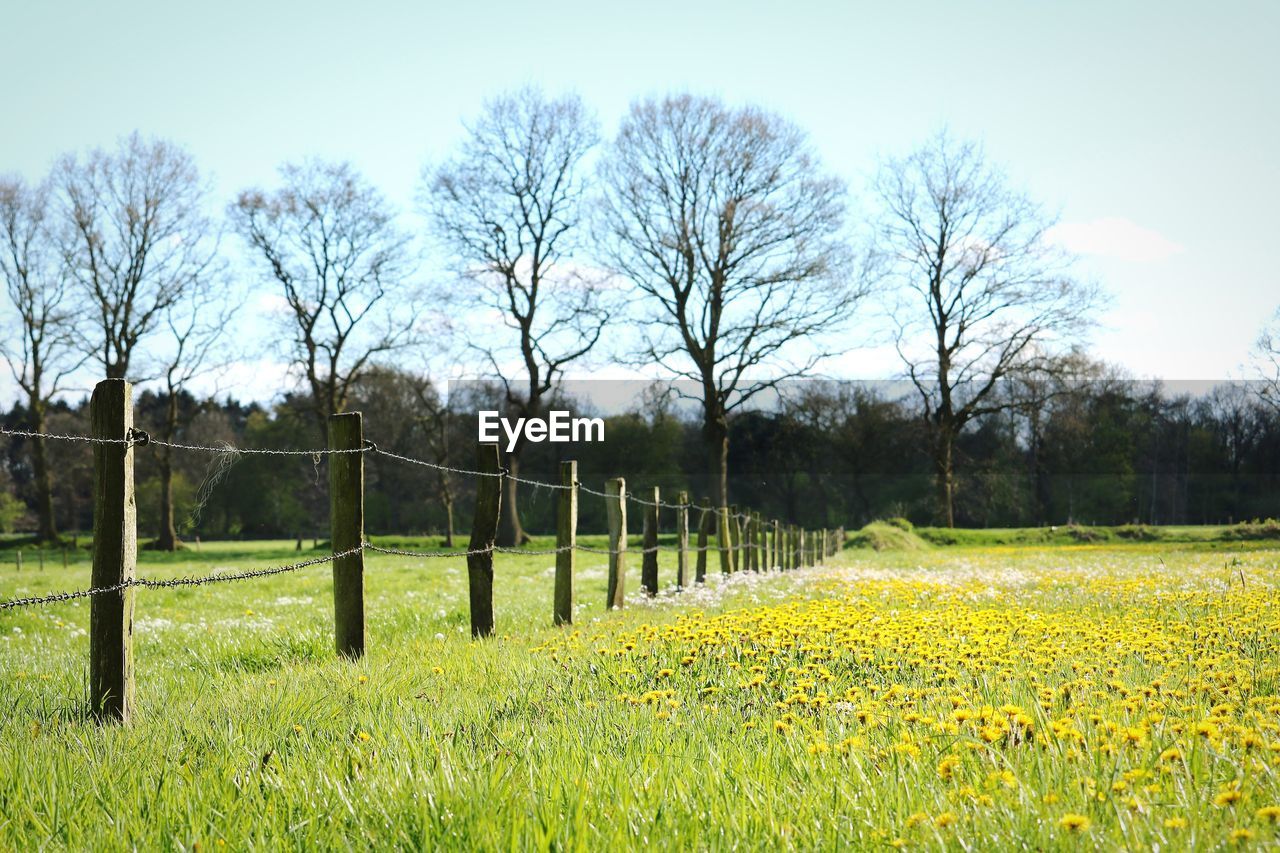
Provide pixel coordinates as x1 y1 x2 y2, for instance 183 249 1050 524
2 0 1277 400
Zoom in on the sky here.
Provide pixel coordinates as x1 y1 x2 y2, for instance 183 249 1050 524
2 0 1278 404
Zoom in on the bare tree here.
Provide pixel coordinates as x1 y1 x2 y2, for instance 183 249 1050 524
232 161 416 435
872 130 1102 526
597 94 857 508
1256 309 1280 412
423 88 607 545
150 276 236 551
0 177 87 543
55 133 217 380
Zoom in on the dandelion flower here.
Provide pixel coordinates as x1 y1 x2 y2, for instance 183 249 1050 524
1058 813 1090 832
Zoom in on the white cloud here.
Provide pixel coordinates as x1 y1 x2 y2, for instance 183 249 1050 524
1046 217 1186 263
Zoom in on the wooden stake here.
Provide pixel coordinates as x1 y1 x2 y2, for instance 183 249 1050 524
89 378 136 724
729 505 742 572
751 512 762 572
695 498 710 584
328 412 365 659
716 506 732 574
467 443 502 637
772 520 780 571
675 491 689 590
641 486 659 596
605 478 627 608
554 460 576 626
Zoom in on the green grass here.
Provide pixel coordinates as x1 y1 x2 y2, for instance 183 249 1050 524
865 520 1280 550
2 538 1280 849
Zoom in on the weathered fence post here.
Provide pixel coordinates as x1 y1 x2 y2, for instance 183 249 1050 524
732 504 742 571
38 549 44 571
554 460 577 626
676 491 689 589
15 550 21 572
696 498 711 583
605 478 627 608
752 512 762 571
642 486 660 596
328 411 366 659
61 546 68 569
467 443 502 637
772 520 781 571
793 526 802 570
717 506 731 574
89 378 136 724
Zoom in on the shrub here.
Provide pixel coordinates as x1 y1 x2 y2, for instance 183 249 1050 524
846 521 930 551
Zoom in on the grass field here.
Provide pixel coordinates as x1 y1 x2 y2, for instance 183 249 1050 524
2 536 1280 849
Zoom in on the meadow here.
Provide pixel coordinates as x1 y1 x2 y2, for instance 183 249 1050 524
2 536 1279 850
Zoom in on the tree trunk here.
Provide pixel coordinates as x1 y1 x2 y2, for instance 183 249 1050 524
155 450 179 551
29 401 59 544
440 475 456 547
704 412 729 507
155 393 180 551
497 451 530 546
934 428 956 528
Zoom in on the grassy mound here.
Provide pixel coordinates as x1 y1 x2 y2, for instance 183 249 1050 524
846 520 931 551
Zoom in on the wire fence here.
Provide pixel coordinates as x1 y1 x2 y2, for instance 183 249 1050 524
3 399 840 722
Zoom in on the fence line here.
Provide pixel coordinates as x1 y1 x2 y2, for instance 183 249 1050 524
0 530 787 612
2 380 845 723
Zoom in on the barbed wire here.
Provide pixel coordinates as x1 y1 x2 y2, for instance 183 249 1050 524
148 437 367 456
370 447 502 478
0 426 136 446
0 537 793 611
0 546 361 610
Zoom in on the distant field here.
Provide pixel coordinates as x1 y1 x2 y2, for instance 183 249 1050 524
2 537 1280 848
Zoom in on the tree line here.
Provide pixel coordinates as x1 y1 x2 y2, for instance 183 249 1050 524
3 367 1278 540
3 88 1279 545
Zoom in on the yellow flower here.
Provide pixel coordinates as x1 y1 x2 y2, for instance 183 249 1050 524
357 675 368 684
1256 805 1280 823
355 731 371 742
1058 813 1091 832
1229 828 1254 845
937 755 960 780
933 812 957 828
1214 789 1242 807
432 666 444 675
1163 816 1187 829
905 812 928 828
773 720 791 734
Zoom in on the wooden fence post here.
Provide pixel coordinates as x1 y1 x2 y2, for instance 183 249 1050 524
61 546 68 569
729 505 742 572
771 520 779 571
467 443 502 637
695 499 711 584
793 526 802 570
554 460 576 626
642 487 659 596
717 506 731 574
676 491 689 589
747 512 757 571
15 550 21 572
328 411 365 659
605 478 627 609
89 378 136 724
